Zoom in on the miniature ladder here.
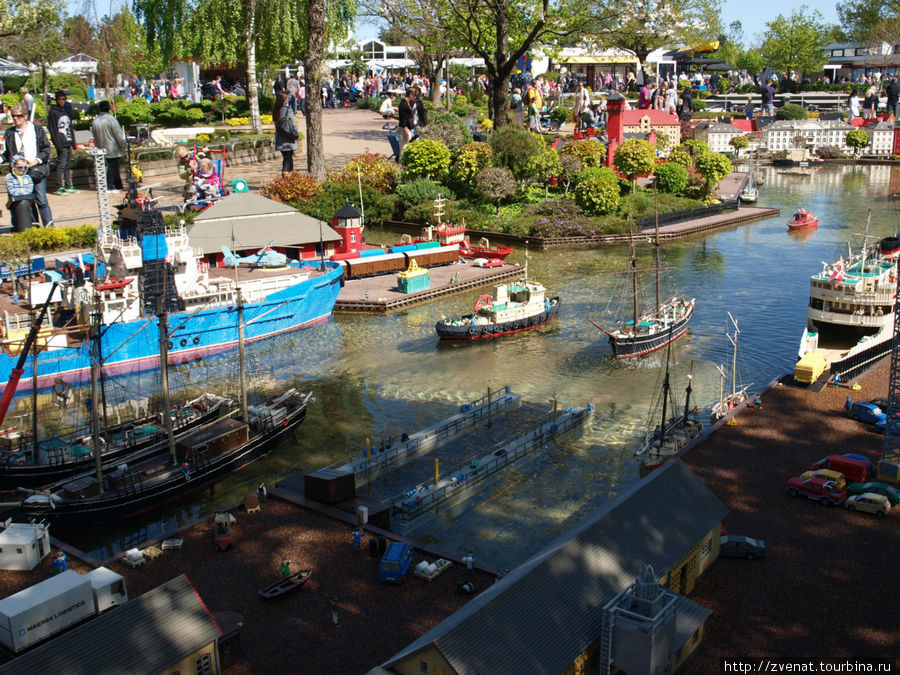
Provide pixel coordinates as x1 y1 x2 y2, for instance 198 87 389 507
90 148 114 236
598 607 614 675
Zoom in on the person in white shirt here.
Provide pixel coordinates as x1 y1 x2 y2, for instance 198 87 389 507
3 103 52 225
380 95 397 118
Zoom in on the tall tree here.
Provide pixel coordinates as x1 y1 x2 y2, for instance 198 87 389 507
63 15 96 56
836 0 900 42
8 7 65 109
0 0 63 38
95 9 161 88
306 0 326 180
760 6 829 76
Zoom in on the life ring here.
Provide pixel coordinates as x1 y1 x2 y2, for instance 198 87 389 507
180 338 188 347
281 418 289 427
167 340 173 350
193 336 201 345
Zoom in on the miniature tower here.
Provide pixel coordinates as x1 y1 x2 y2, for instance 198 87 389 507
605 90 627 168
600 564 678 675
139 207 180 316
330 201 364 255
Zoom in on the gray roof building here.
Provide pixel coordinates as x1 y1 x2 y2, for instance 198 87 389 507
379 459 728 674
0 575 223 675
188 192 341 253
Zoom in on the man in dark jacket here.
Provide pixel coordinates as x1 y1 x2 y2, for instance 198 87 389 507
48 90 78 194
887 78 900 118
3 102 53 226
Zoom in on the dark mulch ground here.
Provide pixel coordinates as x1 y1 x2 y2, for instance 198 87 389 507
681 360 899 672
0 500 494 674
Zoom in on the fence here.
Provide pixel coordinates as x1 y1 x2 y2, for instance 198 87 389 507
391 404 593 521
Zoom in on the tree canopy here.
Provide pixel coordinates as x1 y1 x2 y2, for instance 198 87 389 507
836 0 900 42
760 6 829 76
0 0 63 39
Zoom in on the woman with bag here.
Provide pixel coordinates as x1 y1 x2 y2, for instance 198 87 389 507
3 103 52 226
272 91 299 174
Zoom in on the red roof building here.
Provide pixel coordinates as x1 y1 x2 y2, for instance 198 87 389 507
606 92 681 167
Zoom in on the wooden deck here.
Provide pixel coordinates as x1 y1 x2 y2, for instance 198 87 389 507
335 261 523 313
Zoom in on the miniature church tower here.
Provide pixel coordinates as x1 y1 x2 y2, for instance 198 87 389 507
330 202 364 255
605 90 627 168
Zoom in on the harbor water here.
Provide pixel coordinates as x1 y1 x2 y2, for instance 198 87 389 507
35 163 900 570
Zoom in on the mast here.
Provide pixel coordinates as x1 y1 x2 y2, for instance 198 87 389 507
90 305 104 490
30 310 39 463
238 288 248 424
659 340 671 448
157 302 177 465
654 182 661 317
629 216 638 330
682 360 694 423
728 312 740 398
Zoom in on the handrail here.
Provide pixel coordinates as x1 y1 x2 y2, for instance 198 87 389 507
46 214 102 228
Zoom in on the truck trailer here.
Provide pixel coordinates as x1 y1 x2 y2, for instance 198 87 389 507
0 567 127 653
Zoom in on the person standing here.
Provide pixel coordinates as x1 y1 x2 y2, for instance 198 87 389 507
862 86 878 120
48 90 78 195
20 87 34 120
678 87 693 121
572 81 589 128
510 87 524 127
272 91 299 174
3 103 52 225
412 86 428 138
887 78 900 118
91 100 128 193
286 72 299 113
214 76 226 99
744 95 755 121
637 80 650 109
848 88 861 121
273 73 285 96
766 79 776 116
397 88 417 153
759 80 772 118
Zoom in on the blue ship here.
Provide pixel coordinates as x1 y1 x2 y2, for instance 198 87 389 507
0 204 343 394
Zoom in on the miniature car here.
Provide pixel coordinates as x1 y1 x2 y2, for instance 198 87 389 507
472 257 504 268
800 469 847 489
841 453 875 475
846 481 900 505
720 535 766 560
845 493 891 517
844 401 887 431
786 476 847 505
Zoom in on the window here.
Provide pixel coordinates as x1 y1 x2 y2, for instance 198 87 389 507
196 653 212 675
351 233 357 243
701 539 712 559
16 548 22 555
420 661 429 673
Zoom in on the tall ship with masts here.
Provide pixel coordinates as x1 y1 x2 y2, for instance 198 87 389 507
591 198 694 358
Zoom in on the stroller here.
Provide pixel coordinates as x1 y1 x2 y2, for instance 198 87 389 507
184 146 229 211
384 122 401 162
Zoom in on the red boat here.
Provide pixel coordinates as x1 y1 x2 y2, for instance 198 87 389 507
788 208 818 231
458 237 514 261
395 223 514 260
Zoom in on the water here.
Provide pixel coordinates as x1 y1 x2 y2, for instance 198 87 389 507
37 164 900 569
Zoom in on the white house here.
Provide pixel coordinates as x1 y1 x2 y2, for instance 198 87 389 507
762 119 854 152
0 520 50 571
867 121 895 156
694 122 745 153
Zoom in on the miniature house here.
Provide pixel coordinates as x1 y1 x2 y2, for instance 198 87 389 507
0 520 51 571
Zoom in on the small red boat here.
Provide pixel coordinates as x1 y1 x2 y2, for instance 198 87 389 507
458 236 514 261
788 208 818 231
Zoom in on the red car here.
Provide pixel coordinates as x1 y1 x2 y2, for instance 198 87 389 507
787 476 847 505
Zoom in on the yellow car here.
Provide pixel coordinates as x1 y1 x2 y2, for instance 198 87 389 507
800 469 846 490
845 493 891 517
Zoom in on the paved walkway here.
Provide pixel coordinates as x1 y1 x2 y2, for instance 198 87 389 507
1 108 394 231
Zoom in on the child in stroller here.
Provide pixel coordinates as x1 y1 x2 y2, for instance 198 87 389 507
5 155 37 232
189 158 222 204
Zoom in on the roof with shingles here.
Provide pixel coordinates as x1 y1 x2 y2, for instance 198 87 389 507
188 192 341 251
380 459 728 675
0 575 222 675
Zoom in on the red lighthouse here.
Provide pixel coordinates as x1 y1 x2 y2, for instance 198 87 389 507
330 201 364 255
605 90 627 168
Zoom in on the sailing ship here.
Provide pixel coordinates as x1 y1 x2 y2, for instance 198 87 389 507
797 216 898 383
710 313 751 423
0 197 343 394
635 339 701 474
435 246 559 339
591 195 694 358
740 152 759 203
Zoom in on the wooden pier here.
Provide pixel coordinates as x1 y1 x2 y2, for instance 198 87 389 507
335 260 523 313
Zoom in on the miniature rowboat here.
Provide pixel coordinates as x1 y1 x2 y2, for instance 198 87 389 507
258 568 312 600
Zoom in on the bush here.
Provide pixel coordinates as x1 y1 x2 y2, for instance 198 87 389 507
525 147 563 193
776 103 808 120
654 162 690 194
550 107 572 125
560 138 606 168
717 78 732 94
815 145 848 159
528 199 596 237
450 142 493 193
679 139 709 157
489 125 544 180
400 138 451 180
333 152 401 193
476 167 517 213
693 100 707 111
575 167 620 215
262 173 323 203
48 73 88 101
419 114 473 154
114 99 155 128
668 149 692 168
0 224 98 252
396 178 456 210
295 181 401 225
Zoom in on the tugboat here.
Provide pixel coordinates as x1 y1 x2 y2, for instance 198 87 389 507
435 247 559 340
788 208 818 231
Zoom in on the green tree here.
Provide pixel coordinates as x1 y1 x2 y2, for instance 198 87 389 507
1 0 63 38
667 149 692 168
95 9 162 89
694 151 732 198
489 124 544 181
7 8 65 111
63 15 96 56
654 162 689 194
450 142 494 194
476 167 516 214
526 147 563 199
760 6 829 76
574 166 620 215
559 138 606 168
735 48 766 78
401 138 452 180
613 139 656 191
729 135 749 158
845 128 870 156
559 153 582 195
836 0 900 42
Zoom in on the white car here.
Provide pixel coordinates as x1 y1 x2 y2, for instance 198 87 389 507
845 492 891 517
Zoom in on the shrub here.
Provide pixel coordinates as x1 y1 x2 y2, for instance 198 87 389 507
613 138 656 184
574 167 620 215
679 139 710 157
550 107 572 125
667 149 692 168
450 142 493 193
560 138 606 168
693 100 707 111
0 224 98 252
654 162 690 194
419 114 473 154
262 173 323 203
489 125 544 180
334 152 401 193
401 138 451 180
396 178 456 210
717 78 732 94
559 153 583 194
815 145 848 159
476 167 517 213
525 147 563 197
116 100 154 128
776 103 808 120
48 73 88 101
528 199 596 237
295 181 401 225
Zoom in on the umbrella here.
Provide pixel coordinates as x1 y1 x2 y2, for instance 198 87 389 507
704 62 736 71
0 57 29 76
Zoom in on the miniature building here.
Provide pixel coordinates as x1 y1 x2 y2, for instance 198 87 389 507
867 121 894 156
397 259 430 293
330 202 365 255
0 520 50 571
377 460 726 674
188 192 342 264
693 121 745 154
0 574 223 675
606 91 681 166
762 119 853 153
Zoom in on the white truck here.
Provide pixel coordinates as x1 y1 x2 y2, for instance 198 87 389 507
0 567 127 653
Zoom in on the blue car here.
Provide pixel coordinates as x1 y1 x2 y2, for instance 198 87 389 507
844 399 888 432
